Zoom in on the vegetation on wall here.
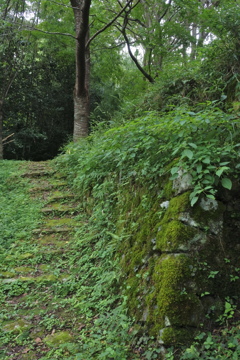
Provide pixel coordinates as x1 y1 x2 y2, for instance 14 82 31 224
55 101 240 357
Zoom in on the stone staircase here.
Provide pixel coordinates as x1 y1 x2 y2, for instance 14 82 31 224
0 161 84 359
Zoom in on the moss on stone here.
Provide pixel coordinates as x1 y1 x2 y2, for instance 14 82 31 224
126 245 146 270
152 255 202 327
29 327 45 339
19 253 34 260
43 331 73 347
160 326 195 346
0 271 15 278
2 319 32 334
156 220 197 252
35 274 57 282
162 179 174 199
116 180 229 345
38 264 51 271
48 191 74 202
18 276 34 282
41 202 77 215
14 266 35 273
44 217 78 228
161 191 191 223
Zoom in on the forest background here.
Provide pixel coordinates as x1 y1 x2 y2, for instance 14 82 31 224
1 0 239 161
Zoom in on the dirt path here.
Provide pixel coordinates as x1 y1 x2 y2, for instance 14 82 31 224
0 161 84 359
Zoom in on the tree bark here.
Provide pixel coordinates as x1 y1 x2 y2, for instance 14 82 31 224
70 0 91 141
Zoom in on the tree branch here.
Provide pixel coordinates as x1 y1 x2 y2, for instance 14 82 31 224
3 139 14 146
126 17 146 28
86 0 137 48
3 133 14 143
158 0 172 22
120 23 154 83
25 25 76 39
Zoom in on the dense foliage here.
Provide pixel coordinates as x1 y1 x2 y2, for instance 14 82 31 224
55 102 240 358
1 0 240 358
57 104 240 206
1 0 240 159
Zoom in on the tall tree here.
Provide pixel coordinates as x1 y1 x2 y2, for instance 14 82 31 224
69 0 141 140
70 0 91 140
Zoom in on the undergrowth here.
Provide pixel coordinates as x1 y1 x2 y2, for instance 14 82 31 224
1 103 240 359
57 103 240 206
166 320 240 359
0 161 42 250
64 210 136 359
55 103 240 358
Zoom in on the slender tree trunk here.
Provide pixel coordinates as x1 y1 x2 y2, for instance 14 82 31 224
73 91 89 139
191 24 197 60
73 29 90 139
70 0 91 141
0 100 3 160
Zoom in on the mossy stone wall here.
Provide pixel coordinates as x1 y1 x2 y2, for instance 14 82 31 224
116 174 240 346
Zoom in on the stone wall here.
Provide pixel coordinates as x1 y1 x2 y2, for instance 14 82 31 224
117 173 240 346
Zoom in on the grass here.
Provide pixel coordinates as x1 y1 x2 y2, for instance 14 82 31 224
0 160 136 360
0 160 42 251
1 125 240 359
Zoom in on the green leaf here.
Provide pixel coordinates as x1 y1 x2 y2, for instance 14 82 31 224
188 143 197 149
202 157 211 164
221 178 232 190
206 194 215 199
170 173 179 180
182 149 194 160
190 196 199 206
196 164 202 173
216 166 229 177
220 161 230 166
170 166 179 175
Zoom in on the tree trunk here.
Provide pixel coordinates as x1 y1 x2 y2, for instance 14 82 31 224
0 100 3 160
70 0 91 141
73 92 89 139
191 23 197 60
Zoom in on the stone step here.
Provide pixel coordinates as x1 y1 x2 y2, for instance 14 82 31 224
1 263 66 278
47 191 75 202
32 227 74 235
1 272 70 284
29 181 68 193
41 203 78 215
21 170 55 178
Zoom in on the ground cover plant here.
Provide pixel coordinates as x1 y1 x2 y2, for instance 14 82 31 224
1 102 240 359
55 102 240 358
0 161 42 250
57 104 240 206
0 161 137 359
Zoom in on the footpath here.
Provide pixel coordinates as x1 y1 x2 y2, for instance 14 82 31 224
0 161 84 359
